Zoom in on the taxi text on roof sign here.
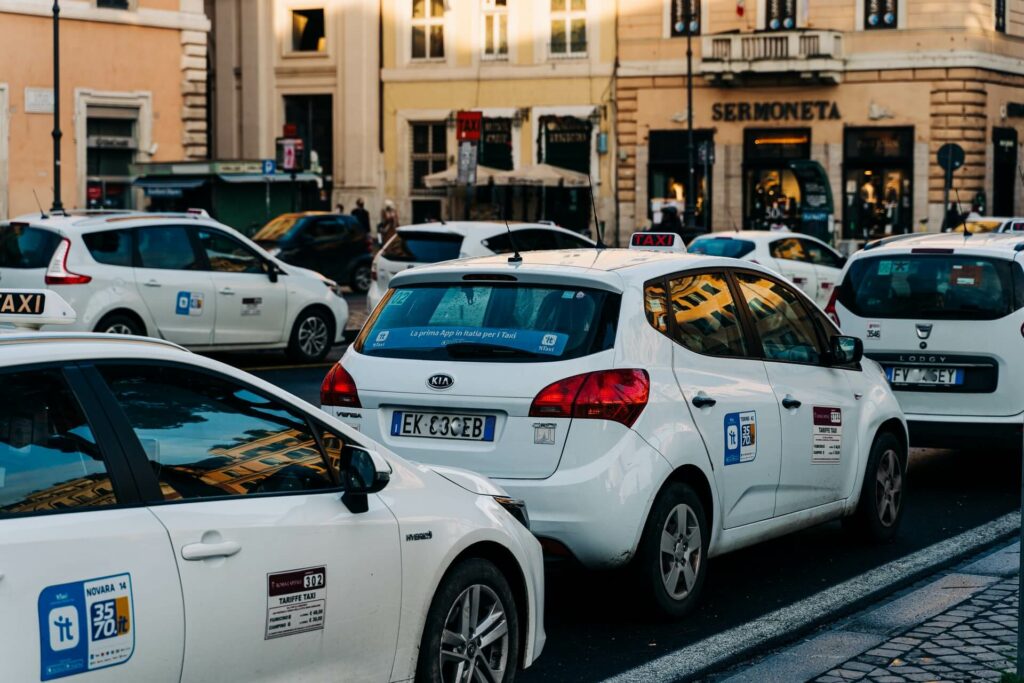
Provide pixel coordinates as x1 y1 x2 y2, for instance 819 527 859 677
0 290 77 330
629 232 685 252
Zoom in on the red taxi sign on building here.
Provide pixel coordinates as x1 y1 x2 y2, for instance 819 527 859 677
629 232 685 253
456 111 483 143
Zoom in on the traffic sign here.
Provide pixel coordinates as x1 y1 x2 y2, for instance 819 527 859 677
456 111 482 143
262 159 276 176
937 143 965 172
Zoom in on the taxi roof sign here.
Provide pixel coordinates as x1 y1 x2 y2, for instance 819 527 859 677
0 290 77 331
629 232 685 253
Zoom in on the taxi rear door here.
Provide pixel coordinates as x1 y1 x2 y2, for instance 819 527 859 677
0 364 184 682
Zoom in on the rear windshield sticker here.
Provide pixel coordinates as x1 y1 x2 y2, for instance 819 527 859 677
724 411 757 466
175 291 204 317
390 290 413 306
877 261 893 276
38 572 134 680
367 326 569 356
867 322 881 340
266 566 326 640
812 407 843 464
949 264 984 287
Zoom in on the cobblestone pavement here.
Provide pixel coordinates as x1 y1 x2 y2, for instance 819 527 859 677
814 577 1019 682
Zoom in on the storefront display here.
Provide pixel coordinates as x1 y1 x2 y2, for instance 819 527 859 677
647 130 714 232
540 116 592 233
743 129 810 231
842 127 913 240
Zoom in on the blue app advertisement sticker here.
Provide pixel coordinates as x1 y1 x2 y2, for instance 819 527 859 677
38 573 135 680
368 327 569 356
724 411 757 466
175 291 204 317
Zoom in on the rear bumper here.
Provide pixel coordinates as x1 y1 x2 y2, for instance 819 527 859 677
906 412 1024 449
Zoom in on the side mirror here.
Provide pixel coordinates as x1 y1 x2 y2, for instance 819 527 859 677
264 261 279 283
830 335 863 365
340 446 390 513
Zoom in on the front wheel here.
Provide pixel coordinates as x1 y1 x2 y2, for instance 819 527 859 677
350 263 372 293
635 482 709 619
416 558 520 683
845 432 906 542
95 312 144 336
287 308 333 363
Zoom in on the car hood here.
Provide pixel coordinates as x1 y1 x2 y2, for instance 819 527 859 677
427 465 509 497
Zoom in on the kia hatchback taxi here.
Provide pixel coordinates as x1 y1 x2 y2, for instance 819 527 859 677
0 292 543 683
324 246 908 616
828 232 1024 449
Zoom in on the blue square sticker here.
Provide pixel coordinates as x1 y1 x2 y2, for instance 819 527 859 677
724 411 757 466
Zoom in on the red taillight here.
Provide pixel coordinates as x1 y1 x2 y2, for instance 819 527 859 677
45 239 92 285
370 260 378 282
365 236 374 254
529 369 649 428
824 286 841 328
320 364 361 407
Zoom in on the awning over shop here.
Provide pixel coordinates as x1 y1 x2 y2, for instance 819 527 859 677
217 173 322 187
423 165 504 188
132 176 206 197
491 164 589 188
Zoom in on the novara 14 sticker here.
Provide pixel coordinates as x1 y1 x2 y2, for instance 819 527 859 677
724 411 757 466
812 407 843 464
265 566 326 639
37 573 135 681
175 291 204 316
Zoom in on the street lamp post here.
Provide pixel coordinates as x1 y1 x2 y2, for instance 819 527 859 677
51 0 64 214
683 1 696 231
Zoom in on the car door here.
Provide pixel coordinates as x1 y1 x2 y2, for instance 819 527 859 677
733 271 862 516
91 362 402 683
769 237 818 302
133 225 216 345
0 365 184 682
800 238 845 308
659 271 784 528
195 227 288 345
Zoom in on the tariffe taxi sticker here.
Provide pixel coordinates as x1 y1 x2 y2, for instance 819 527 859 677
265 566 326 640
812 407 843 464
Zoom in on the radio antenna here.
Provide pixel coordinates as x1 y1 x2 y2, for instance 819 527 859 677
505 217 522 264
587 174 606 249
32 189 49 219
953 186 969 238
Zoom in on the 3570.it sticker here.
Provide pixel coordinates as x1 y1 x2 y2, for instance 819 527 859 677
724 411 757 466
38 573 135 680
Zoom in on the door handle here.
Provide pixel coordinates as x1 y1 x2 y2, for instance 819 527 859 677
782 396 802 410
144 280 161 288
219 288 236 296
691 393 717 409
181 540 241 561
792 277 808 285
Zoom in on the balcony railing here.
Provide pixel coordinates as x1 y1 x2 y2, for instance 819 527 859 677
700 30 844 84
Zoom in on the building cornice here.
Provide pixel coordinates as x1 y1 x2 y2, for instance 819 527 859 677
382 62 614 83
0 0 210 32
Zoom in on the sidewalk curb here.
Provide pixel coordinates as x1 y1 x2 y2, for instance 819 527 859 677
601 512 1021 683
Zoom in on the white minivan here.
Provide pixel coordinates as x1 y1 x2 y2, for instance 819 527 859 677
828 232 1024 449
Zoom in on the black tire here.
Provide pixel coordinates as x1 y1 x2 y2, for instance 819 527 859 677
635 482 709 619
845 431 906 542
286 308 334 363
350 263 372 293
94 312 144 336
416 558 520 683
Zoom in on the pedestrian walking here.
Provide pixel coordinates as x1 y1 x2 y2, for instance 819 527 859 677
352 198 371 234
335 202 345 214
379 199 399 245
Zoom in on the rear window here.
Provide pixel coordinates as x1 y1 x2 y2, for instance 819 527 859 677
355 284 619 362
839 254 1024 320
382 231 463 263
0 225 61 269
688 237 756 259
953 220 1003 234
83 229 133 267
253 214 301 242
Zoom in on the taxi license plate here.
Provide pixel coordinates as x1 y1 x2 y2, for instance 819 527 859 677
885 366 964 386
391 411 496 441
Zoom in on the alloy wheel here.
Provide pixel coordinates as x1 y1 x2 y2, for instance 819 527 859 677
439 584 510 683
875 449 903 528
659 503 702 601
297 315 328 358
105 323 135 335
353 266 372 292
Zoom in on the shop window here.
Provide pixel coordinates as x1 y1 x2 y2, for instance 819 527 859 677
291 9 325 52
996 0 1007 33
411 122 448 192
669 0 701 37
480 118 513 170
96 0 131 8
550 0 587 57
843 127 913 240
539 116 591 233
864 0 898 30
483 0 508 59
648 130 714 233
412 0 446 60
765 0 797 31
86 109 138 210
284 94 333 206
743 129 809 231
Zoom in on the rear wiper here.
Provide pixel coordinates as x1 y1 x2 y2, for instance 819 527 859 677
445 342 545 359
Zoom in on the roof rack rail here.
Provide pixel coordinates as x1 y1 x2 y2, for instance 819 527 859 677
863 233 920 251
0 332 190 352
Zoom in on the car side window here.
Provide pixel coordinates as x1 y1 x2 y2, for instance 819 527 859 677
514 229 557 252
197 229 264 274
308 218 339 240
769 238 807 263
553 231 592 249
643 281 670 335
0 369 117 515
800 239 843 268
83 229 134 267
735 272 824 365
667 272 748 357
98 365 337 501
136 226 201 270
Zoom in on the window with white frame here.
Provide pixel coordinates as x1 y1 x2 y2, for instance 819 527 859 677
550 0 586 57
864 0 898 30
483 0 508 59
412 0 446 60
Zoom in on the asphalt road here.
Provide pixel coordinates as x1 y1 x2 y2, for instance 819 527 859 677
219 293 1021 682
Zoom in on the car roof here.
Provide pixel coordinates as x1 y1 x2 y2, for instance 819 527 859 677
7 211 226 234
0 332 188 362
396 221 588 239
856 232 1024 257
693 230 820 243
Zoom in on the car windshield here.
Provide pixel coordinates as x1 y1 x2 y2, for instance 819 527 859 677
688 237 756 258
839 254 1024 320
355 283 619 362
253 215 303 242
952 220 1004 234
0 224 61 268
382 231 463 263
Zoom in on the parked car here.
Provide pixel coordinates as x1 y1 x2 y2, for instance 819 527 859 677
367 222 596 310
253 212 375 293
688 231 846 308
949 216 1024 234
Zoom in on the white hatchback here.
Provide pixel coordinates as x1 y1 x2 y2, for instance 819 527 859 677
0 316 543 682
827 231 1024 450
0 211 349 361
367 221 595 310
688 230 846 308
325 248 907 617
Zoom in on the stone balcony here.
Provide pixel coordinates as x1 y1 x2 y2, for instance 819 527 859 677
699 30 845 85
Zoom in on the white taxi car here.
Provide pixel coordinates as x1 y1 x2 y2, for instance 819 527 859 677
688 230 846 308
323 246 908 617
0 211 349 361
367 222 595 311
827 231 1024 450
0 291 544 683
